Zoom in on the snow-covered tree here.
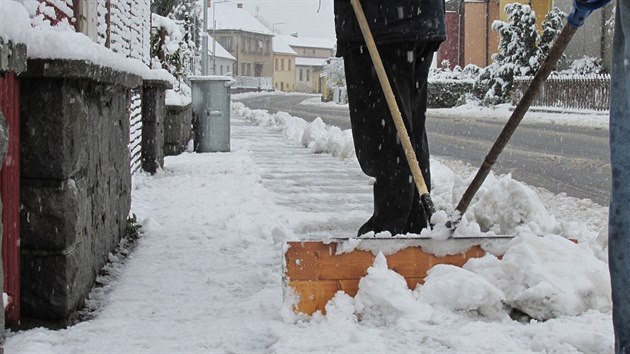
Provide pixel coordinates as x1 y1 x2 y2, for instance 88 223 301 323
475 4 566 104
321 57 346 89
535 7 566 72
151 0 202 90
151 0 177 17
173 0 201 55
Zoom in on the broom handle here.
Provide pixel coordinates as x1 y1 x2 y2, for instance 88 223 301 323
454 23 578 216
350 0 430 196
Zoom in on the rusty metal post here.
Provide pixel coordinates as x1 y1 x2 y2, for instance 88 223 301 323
0 72 21 327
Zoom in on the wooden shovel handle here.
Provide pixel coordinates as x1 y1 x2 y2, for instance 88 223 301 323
350 0 430 196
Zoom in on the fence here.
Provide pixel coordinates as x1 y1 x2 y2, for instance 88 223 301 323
512 74 611 111
108 0 151 173
233 76 273 91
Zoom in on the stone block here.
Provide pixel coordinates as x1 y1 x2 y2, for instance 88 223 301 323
0 39 27 74
21 179 90 251
164 104 193 156
141 84 167 174
21 235 96 319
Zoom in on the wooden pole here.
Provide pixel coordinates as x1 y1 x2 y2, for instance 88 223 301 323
454 23 578 217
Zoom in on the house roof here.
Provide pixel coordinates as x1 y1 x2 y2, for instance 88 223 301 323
295 57 327 67
208 3 273 35
272 36 298 55
207 36 236 61
277 34 335 50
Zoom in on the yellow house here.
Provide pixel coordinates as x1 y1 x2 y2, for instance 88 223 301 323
295 57 327 93
498 0 553 29
276 34 335 94
272 36 297 92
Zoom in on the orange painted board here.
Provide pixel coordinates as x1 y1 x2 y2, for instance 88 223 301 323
285 241 485 281
284 241 487 315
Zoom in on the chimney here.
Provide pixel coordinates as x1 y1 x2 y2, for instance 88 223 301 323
237 3 243 8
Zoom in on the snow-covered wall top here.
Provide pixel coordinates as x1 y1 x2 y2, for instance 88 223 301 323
0 0 167 82
209 3 273 35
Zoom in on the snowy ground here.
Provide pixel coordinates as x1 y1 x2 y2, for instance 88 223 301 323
4 99 613 353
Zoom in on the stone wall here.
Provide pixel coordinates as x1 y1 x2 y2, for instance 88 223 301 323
19 59 142 319
164 103 192 156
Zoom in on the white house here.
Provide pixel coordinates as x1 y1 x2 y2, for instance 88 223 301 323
207 36 236 76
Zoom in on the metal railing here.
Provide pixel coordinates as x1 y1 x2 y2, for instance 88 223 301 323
233 76 273 91
512 74 611 111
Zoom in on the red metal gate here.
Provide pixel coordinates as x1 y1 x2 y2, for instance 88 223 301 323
0 72 21 327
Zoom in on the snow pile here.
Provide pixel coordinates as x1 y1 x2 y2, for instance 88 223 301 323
469 174 557 235
354 253 433 325
165 86 192 107
233 102 355 159
0 1 32 44
305 232 610 324
235 99 610 322
467 234 611 320
416 264 506 319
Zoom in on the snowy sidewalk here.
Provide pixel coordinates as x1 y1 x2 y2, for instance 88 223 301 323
5 105 613 353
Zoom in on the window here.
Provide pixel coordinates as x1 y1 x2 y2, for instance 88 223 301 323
281 58 285 71
275 58 278 71
299 68 303 81
288 59 291 71
76 0 97 40
242 63 247 76
306 69 310 81
312 49 315 55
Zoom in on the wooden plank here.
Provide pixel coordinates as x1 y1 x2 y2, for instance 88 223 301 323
285 241 485 281
285 241 486 315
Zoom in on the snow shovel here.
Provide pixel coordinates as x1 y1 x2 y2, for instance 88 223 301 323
451 0 612 226
350 0 436 229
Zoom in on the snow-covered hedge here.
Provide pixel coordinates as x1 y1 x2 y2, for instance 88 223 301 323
427 79 474 108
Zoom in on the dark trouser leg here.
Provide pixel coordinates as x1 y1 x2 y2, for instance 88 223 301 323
609 1 630 352
344 42 435 236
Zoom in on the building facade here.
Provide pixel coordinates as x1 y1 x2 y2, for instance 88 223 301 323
272 36 297 92
276 34 334 93
210 3 274 79
207 36 236 76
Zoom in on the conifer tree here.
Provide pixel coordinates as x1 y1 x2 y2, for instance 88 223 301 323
475 4 566 104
